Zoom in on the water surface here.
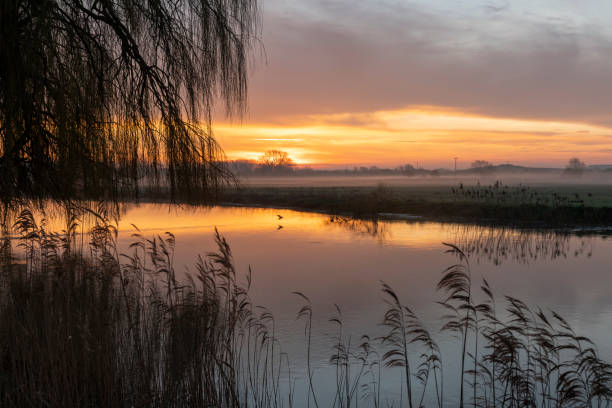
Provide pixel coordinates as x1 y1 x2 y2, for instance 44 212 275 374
107 204 612 406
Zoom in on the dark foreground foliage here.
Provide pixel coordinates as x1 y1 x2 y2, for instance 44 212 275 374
0 208 610 407
0 0 258 203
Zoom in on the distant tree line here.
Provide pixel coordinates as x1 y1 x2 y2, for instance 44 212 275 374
227 150 296 175
227 152 611 178
227 151 447 176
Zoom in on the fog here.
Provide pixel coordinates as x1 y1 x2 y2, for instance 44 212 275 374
242 172 612 188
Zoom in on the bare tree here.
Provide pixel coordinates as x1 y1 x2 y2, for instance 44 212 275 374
256 150 295 174
0 0 259 203
470 160 492 169
258 150 293 167
564 157 586 176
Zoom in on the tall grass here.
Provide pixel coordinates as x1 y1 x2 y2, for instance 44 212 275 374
0 209 610 407
0 209 284 407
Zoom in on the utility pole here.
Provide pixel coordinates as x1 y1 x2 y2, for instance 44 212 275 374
453 157 458 174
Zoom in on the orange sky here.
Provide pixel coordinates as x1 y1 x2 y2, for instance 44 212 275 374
215 107 612 169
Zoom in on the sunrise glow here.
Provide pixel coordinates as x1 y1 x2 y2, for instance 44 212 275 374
216 107 612 168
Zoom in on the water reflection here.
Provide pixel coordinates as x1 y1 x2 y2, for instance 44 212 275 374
0 203 601 268
319 215 594 265
324 215 390 243
447 225 593 265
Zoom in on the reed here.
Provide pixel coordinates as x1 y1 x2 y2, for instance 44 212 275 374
329 305 372 408
0 209 284 407
0 208 610 407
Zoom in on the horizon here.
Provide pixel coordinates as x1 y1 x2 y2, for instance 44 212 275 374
225 156 612 171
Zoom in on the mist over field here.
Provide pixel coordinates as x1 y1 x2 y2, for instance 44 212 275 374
241 172 612 188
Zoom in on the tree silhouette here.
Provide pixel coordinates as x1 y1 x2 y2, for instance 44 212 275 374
470 160 492 169
564 157 586 176
258 150 293 167
0 0 259 203
257 150 295 174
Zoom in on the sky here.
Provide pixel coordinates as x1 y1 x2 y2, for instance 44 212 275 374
214 0 612 169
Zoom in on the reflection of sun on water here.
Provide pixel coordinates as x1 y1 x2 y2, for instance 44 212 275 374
120 205 462 248
114 206 594 265
118 205 329 234
9 203 595 266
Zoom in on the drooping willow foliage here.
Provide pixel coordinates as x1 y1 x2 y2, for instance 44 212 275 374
0 0 259 204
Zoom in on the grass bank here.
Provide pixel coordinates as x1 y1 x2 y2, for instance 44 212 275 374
220 183 612 228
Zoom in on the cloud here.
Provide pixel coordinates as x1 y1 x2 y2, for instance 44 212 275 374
244 0 612 127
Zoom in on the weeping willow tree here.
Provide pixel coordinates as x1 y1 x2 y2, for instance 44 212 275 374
0 0 259 204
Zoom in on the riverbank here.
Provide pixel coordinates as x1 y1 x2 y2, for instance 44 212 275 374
220 183 612 228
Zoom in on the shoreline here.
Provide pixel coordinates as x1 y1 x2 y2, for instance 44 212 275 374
215 185 612 233
217 200 612 235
